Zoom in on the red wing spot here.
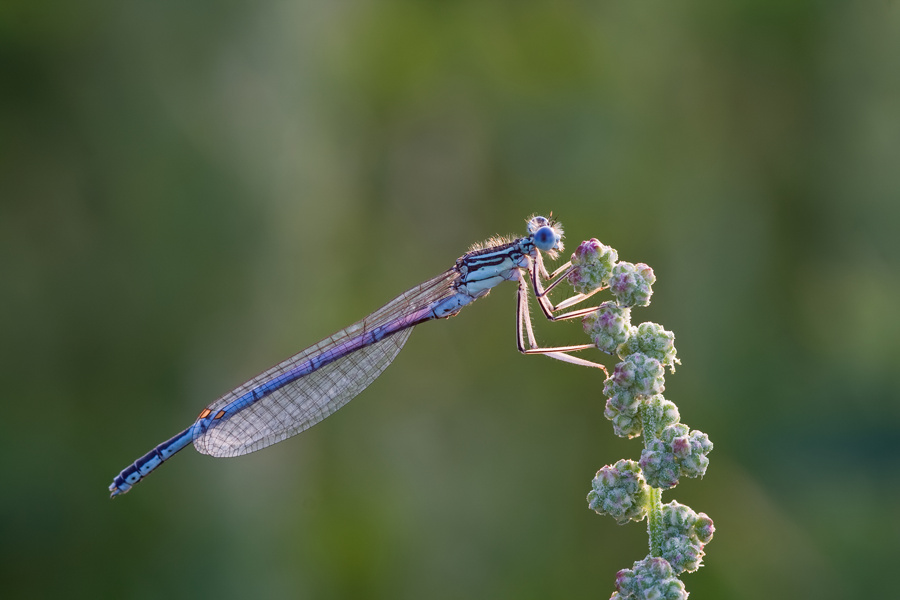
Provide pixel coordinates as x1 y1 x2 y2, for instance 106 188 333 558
214 410 226 420
198 408 212 419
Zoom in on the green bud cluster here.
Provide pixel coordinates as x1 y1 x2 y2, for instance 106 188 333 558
609 262 655 307
612 556 688 600
567 238 618 294
582 301 632 354
603 391 643 439
659 502 715 574
587 459 650 524
640 424 713 489
617 322 679 372
604 353 665 400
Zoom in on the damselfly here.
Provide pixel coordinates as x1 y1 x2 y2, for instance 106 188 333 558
109 215 608 497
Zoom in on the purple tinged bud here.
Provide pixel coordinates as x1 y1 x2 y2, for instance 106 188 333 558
604 393 644 438
615 568 633 591
646 556 671 579
661 537 703 575
576 238 602 259
672 436 691 457
611 360 635 387
587 459 650 524
604 353 665 400
657 502 715 574
583 301 633 354
567 238 618 294
609 262 656 308
662 500 695 529
614 556 687 600
659 398 681 428
640 440 681 489
640 423 713 488
694 513 715 544
618 322 680 372
679 429 713 480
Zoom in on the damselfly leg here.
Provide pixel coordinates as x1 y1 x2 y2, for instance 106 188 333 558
538 259 606 311
530 252 607 320
516 259 610 375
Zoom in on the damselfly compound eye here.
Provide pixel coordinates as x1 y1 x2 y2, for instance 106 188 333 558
527 215 550 234
534 225 557 251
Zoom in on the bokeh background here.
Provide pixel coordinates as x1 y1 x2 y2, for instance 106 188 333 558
2 1 898 598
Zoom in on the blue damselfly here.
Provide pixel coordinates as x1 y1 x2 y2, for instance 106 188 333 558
109 215 606 497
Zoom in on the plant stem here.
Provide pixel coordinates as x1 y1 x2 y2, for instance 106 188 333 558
641 396 665 557
646 486 664 556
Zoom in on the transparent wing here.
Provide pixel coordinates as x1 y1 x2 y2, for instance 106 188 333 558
193 268 459 458
196 326 414 458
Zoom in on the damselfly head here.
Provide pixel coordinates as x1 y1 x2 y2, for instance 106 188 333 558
526 215 564 255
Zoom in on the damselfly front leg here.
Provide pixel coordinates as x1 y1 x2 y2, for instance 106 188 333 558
516 271 609 375
537 258 605 310
530 252 606 321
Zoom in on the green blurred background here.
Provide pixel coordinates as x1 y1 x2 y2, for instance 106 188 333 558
2 1 898 598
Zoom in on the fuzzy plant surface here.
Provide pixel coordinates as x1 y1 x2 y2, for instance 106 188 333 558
566 238 714 598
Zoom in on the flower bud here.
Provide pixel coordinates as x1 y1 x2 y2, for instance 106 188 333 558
658 502 715 574
603 353 665 400
583 301 633 354
694 513 715 544
609 262 655 307
640 424 713 489
567 238 618 294
614 556 687 600
659 397 681 429
618 322 680 372
640 438 681 489
604 393 643 438
587 459 650 524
